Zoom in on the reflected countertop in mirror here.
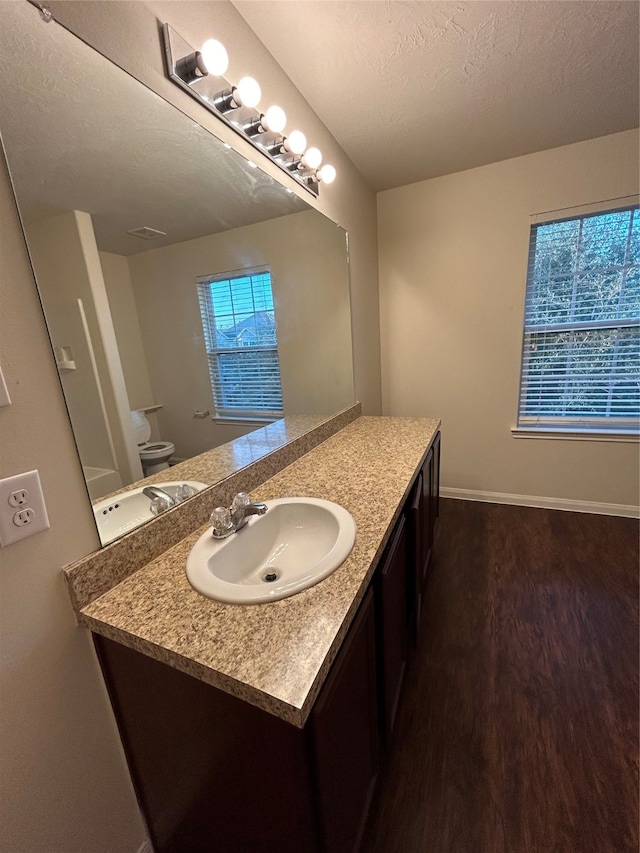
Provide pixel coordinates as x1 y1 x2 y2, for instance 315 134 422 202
141 414 345 486
0 1 355 549
94 409 359 546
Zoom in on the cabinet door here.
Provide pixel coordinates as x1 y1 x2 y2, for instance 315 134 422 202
377 512 408 742
430 431 441 538
311 589 379 853
407 471 423 640
421 447 434 586
94 635 319 853
410 433 441 645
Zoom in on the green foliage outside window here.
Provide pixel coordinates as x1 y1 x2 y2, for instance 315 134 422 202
519 206 639 430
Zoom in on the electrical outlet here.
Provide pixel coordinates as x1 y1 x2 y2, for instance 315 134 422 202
0 470 49 546
13 508 35 526
9 488 30 507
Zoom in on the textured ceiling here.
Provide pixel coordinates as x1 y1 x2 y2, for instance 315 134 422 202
233 0 639 191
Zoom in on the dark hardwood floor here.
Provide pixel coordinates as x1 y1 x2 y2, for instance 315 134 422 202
362 498 639 853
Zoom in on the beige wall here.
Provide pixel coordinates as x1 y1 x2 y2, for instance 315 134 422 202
379 129 639 510
127 210 354 459
100 250 165 460
100 250 155 413
0 2 379 852
0 158 147 853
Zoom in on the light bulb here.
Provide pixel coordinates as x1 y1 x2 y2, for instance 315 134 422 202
302 147 323 170
200 39 228 76
235 76 261 108
262 105 287 134
318 164 336 184
285 130 307 155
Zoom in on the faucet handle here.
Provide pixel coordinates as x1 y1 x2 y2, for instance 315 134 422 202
150 495 173 516
175 483 196 502
231 492 251 512
210 506 232 537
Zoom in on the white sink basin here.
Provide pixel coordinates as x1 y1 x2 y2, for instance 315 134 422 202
186 497 356 604
94 481 208 545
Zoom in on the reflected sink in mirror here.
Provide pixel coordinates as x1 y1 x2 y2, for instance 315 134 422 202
186 497 356 604
94 481 208 545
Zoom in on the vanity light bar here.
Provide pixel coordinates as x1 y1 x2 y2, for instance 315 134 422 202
161 24 336 197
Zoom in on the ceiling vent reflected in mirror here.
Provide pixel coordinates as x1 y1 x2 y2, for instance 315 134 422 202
161 23 336 197
127 226 168 240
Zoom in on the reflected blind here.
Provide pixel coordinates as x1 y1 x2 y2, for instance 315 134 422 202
197 269 283 418
517 205 639 432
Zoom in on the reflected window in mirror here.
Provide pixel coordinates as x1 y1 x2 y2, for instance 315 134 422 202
197 268 284 420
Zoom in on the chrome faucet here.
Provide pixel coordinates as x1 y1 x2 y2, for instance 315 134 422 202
210 492 267 539
143 483 198 514
143 485 176 508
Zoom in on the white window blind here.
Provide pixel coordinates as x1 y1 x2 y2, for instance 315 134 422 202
517 204 639 434
197 269 283 419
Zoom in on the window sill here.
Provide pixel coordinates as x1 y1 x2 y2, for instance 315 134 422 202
511 426 639 443
212 416 280 427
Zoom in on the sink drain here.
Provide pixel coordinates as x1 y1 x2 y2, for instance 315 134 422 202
262 569 280 583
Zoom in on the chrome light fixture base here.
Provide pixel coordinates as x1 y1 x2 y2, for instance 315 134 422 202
161 23 319 197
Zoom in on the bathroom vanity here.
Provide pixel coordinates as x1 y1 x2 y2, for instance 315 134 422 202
65 415 441 853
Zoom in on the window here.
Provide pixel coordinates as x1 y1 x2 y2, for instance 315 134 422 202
517 204 639 435
197 269 283 419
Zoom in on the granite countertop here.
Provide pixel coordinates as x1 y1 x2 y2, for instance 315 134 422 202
96 412 351 501
76 416 440 728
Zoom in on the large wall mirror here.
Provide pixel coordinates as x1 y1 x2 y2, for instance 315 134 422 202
0 2 355 545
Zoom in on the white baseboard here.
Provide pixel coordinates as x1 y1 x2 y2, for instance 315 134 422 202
440 487 640 519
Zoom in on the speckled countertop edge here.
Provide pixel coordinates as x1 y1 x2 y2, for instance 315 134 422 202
73 416 440 728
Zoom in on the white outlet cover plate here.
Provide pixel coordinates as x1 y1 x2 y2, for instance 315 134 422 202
0 470 50 546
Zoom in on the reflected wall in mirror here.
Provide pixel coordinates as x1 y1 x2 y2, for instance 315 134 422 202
0 2 355 545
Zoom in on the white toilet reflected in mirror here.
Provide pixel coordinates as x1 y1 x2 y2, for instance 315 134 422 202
130 410 175 475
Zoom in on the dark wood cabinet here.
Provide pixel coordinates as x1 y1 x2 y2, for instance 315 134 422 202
93 432 441 853
407 431 441 645
95 590 379 853
95 634 321 853
407 470 424 642
430 430 441 540
421 448 434 585
311 589 379 853
375 513 408 742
